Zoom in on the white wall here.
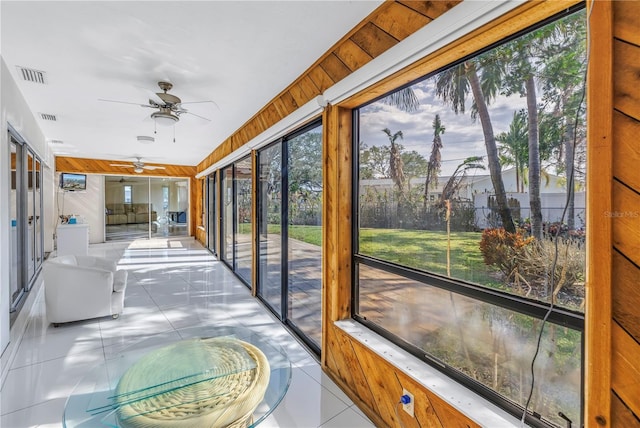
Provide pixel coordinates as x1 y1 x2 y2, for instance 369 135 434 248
474 191 586 229
54 173 105 244
1 58 51 359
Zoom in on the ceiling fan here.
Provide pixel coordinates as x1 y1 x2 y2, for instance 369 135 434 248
110 157 166 174
99 81 213 125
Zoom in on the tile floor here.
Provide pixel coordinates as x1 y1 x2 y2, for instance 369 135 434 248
0 237 374 428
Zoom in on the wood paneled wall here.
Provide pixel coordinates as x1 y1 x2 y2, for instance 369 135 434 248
195 1 460 175
56 156 196 177
323 2 591 427
609 1 640 427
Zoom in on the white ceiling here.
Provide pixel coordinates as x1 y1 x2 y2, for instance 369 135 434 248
1 1 383 166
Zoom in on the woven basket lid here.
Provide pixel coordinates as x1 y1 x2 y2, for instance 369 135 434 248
114 336 270 428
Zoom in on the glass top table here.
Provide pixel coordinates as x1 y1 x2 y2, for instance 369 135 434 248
63 326 291 427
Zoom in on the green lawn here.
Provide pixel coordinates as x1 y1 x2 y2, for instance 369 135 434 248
261 224 495 285
359 228 495 284
264 224 323 246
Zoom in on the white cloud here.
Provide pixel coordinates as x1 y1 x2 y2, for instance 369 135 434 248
358 74 527 176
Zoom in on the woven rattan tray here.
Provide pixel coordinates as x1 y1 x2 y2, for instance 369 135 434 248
114 336 270 428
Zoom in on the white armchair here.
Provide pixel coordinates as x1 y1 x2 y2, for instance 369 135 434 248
44 255 128 326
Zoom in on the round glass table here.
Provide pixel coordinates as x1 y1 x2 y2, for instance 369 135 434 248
63 326 291 427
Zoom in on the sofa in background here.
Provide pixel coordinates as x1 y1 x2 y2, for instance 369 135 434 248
44 255 128 325
106 203 157 225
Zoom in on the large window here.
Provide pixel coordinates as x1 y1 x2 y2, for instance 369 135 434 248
123 185 132 203
354 8 585 427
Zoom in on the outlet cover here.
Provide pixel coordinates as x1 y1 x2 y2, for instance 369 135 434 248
402 389 414 417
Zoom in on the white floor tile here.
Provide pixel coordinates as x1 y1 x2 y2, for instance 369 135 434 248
1 237 371 428
10 326 103 369
1 398 67 428
1 349 105 415
319 407 377 428
264 367 351 428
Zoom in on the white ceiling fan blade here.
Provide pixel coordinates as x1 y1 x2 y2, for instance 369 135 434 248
143 165 166 170
110 163 133 168
182 110 211 122
180 100 219 109
99 99 152 108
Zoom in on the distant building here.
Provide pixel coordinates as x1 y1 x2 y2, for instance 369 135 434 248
359 167 586 228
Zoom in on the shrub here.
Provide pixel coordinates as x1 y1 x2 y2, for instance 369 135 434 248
517 239 585 305
479 228 535 279
480 228 585 307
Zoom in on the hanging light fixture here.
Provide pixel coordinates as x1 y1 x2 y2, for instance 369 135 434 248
151 109 179 126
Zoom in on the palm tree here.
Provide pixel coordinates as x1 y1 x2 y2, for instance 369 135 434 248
381 128 406 194
502 12 586 239
381 88 420 113
539 12 587 230
425 115 445 207
503 38 544 239
497 110 528 193
439 156 486 204
435 60 517 233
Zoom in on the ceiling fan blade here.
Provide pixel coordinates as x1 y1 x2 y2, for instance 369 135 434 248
110 163 133 168
143 165 166 170
180 100 220 112
183 110 211 122
99 99 153 108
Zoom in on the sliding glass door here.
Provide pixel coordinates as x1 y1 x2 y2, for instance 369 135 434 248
286 125 322 349
9 137 24 309
221 166 234 265
234 156 253 284
258 143 283 314
207 172 217 255
151 177 189 238
8 128 44 315
105 176 188 241
257 121 322 352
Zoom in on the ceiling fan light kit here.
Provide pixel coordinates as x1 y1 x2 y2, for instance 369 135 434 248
151 109 179 126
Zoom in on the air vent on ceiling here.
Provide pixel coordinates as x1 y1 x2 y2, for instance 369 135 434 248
17 66 46 84
48 139 64 145
39 113 57 121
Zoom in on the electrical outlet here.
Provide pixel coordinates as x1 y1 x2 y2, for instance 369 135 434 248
402 388 414 417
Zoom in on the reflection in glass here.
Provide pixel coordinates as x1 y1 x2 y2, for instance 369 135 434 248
287 126 323 349
358 264 582 426
207 173 217 254
221 167 234 265
258 143 282 314
234 156 252 284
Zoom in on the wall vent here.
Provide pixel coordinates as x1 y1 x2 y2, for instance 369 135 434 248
39 113 57 121
17 66 46 84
